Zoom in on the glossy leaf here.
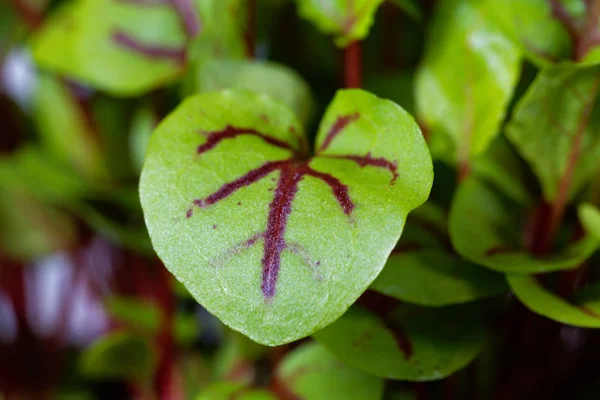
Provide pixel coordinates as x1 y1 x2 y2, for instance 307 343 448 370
187 59 314 127
449 177 598 273
371 250 507 306
79 331 157 381
507 274 600 328
140 89 433 345
295 0 385 47
415 0 521 164
32 0 197 95
274 342 384 400
313 304 486 381
506 65 600 203
580 203 600 239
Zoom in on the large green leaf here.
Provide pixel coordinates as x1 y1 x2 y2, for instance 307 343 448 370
313 304 486 381
449 176 598 273
140 89 433 345
274 342 384 400
79 331 157 381
295 0 385 47
506 65 600 203
371 250 507 306
415 0 521 164
32 0 198 95
507 274 600 328
187 59 314 127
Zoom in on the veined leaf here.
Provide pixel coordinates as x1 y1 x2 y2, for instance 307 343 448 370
506 65 600 203
273 342 384 400
449 177 599 273
313 304 486 381
32 0 200 96
295 0 385 47
415 0 521 164
507 274 600 328
140 89 433 345
187 59 314 127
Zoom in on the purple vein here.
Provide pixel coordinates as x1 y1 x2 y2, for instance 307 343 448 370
322 153 398 183
318 113 360 153
168 0 202 38
197 126 296 155
112 30 186 62
304 166 354 215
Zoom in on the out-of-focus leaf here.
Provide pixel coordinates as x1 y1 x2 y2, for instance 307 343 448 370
194 382 277 400
274 341 384 400
370 250 507 306
507 274 600 328
213 330 267 384
79 331 157 381
130 103 158 174
449 177 598 273
140 89 433 345
579 203 600 239
415 0 521 164
187 59 314 127
105 296 162 333
364 71 415 115
32 0 193 96
506 65 600 203
389 0 423 23
173 312 200 345
295 0 385 47
32 74 108 182
313 303 486 381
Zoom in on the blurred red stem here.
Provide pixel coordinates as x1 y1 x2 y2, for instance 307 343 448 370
344 41 362 88
245 0 256 57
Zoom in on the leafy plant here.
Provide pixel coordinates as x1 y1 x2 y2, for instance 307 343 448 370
3 0 600 399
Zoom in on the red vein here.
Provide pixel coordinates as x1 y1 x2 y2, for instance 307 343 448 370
548 0 579 45
197 126 296 155
112 30 186 62
322 153 398 183
318 113 360 153
191 160 288 212
305 167 354 215
168 0 202 38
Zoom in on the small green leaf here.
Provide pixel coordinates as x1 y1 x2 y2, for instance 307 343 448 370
105 296 162 333
295 0 385 47
194 382 277 400
415 0 521 164
79 331 157 381
579 203 600 239
371 250 507 306
187 59 314 127
506 65 600 203
313 304 486 381
274 342 384 400
507 274 600 328
32 0 195 96
140 89 432 345
449 177 598 273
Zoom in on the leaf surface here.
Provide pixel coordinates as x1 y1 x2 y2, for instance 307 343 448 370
140 89 432 345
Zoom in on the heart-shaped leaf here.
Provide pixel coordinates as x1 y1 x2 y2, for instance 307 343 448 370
507 274 600 328
273 342 384 400
186 59 314 127
415 0 521 165
449 176 599 273
140 89 433 345
506 65 600 203
295 0 385 47
313 303 486 381
32 0 201 95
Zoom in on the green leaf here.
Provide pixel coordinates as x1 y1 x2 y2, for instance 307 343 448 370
274 342 384 400
506 65 600 203
482 0 575 65
32 0 194 96
140 89 433 345
364 71 416 116
449 176 598 273
507 274 600 328
389 0 423 23
213 330 267 383
79 331 157 381
579 203 600 239
370 250 507 306
194 382 277 400
295 0 385 47
105 296 162 333
415 0 521 164
313 304 486 381
130 103 158 174
187 59 314 127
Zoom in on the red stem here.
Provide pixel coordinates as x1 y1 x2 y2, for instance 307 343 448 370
344 41 362 88
8 0 43 29
245 0 256 58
